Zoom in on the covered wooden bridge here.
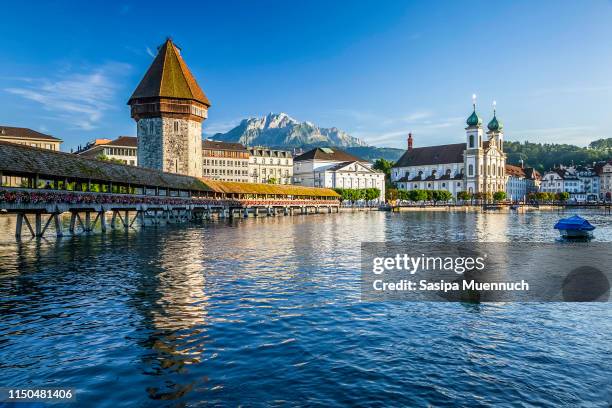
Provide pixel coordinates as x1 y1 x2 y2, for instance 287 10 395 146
0 142 340 238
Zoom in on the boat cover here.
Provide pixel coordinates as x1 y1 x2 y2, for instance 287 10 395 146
554 215 596 231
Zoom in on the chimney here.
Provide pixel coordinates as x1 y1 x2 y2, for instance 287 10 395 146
408 133 413 151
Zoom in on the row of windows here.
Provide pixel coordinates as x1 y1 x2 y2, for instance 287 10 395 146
104 147 136 157
203 159 248 167
253 168 291 177
4 140 59 151
252 158 291 165
204 169 249 176
203 150 249 159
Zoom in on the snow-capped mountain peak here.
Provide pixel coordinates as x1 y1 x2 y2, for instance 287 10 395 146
211 112 367 148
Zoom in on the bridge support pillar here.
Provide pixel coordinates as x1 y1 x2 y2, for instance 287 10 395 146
243 208 249 218
69 212 77 234
124 211 129 229
35 213 42 237
54 213 63 237
15 213 34 239
100 211 107 232
85 212 91 232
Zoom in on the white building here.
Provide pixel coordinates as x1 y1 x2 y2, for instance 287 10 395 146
595 161 612 201
249 147 293 184
576 166 599 201
540 166 599 202
202 140 250 182
0 126 62 151
293 147 385 201
392 102 506 197
505 163 540 201
77 136 138 165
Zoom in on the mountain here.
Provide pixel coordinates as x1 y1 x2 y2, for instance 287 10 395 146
212 112 367 149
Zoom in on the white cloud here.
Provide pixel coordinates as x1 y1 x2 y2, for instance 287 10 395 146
146 47 156 58
4 62 131 130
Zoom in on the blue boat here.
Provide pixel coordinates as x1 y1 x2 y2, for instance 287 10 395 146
554 215 595 238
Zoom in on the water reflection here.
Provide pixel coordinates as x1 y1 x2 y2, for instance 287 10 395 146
0 211 610 406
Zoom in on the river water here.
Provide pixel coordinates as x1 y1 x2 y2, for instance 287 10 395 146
0 210 610 407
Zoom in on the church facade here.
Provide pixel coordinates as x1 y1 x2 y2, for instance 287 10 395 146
391 104 506 197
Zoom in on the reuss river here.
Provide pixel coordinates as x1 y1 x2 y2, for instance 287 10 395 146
0 210 610 406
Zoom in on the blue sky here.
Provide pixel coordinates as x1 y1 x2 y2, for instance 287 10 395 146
1 0 611 151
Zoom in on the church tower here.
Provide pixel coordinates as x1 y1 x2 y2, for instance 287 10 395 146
464 95 484 194
128 38 210 176
485 102 506 193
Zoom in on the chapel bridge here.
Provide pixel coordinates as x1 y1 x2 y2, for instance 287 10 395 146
0 142 340 238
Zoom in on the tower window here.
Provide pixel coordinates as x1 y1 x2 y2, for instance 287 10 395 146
468 164 474 176
174 121 179 132
469 135 474 148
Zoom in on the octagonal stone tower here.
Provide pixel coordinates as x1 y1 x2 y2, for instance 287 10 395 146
128 38 210 176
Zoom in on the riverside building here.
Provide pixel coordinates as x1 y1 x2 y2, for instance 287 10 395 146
505 163 540 201
202 140 250 182
541 165 599 202
249 147 293 184
0 126 62 151
76 136 138 165
392 101 506 198
292 147 385 201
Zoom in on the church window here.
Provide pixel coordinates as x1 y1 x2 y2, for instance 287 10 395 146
469 135 474 148
468 164 474 176
174 121 179 132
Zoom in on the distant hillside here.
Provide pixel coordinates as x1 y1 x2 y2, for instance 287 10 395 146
343 146 405 162
213 112 367 148
506 138 612 171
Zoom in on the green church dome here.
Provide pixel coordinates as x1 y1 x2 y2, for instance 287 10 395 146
487 112 503 132
466 107 482 127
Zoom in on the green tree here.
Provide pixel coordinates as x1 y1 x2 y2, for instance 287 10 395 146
397 189 410 201
267 177 278 184
364 188 381 201
373 158 394 182
493 191 507 201
412 189 428 202
386 188 399 202
436 190 453 202
457 191 472 201
557 192 570 201
96 153 125 165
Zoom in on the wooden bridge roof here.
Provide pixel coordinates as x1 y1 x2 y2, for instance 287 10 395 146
0 142 339 198
200 179 340 197
0 141 211 191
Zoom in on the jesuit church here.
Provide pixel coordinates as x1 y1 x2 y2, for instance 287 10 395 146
391 102 506 197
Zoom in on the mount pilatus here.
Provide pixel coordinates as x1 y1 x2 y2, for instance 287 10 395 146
211 113 368 148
